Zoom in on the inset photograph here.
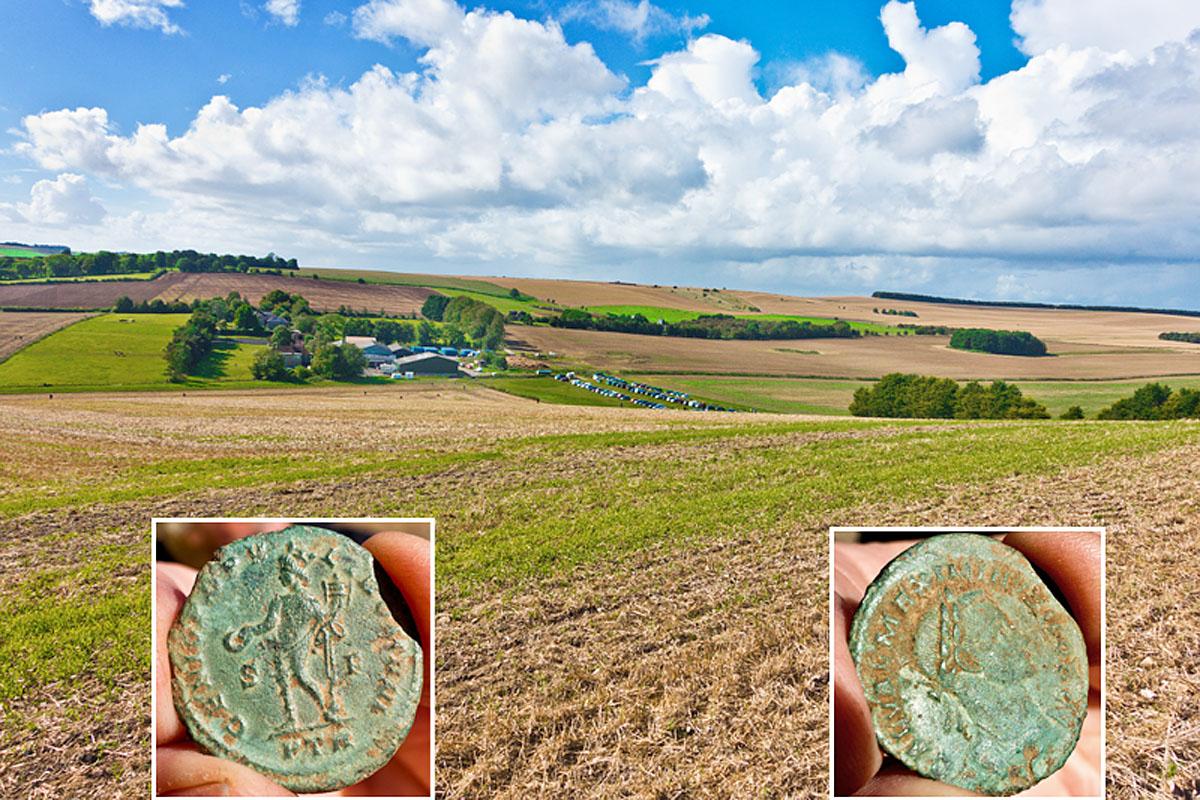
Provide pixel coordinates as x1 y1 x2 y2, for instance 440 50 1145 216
152 518 433 798
830 528 1103 797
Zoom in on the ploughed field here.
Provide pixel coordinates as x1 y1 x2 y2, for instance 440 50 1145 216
0 311 92 362
0 271 433 315
0 384 1198 798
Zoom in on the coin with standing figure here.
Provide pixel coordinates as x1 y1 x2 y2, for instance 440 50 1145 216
849 533 1088 795
168 525 423 792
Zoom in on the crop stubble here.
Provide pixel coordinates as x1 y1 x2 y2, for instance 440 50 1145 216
0 387 1197 798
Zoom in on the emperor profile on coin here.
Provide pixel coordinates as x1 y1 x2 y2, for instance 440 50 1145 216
168 525 423 792
848 533 1089 796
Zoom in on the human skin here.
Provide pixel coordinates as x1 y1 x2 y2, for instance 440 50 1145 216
833 532 1102 797
155 526 432 797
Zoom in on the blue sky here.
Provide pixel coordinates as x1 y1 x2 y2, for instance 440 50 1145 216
2 0 1199 305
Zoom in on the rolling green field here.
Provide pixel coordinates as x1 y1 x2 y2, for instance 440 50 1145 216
0 246 50 258
0 314 283 392
623 374 1200 417
0 271 161 284
294 267 517 297
438 287 544 314
583 304 897 334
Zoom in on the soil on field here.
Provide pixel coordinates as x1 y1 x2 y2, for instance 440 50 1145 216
0 311 91 361
512 324 1200 381
1 389 1198 799
0 272 433 315
485 276 757 313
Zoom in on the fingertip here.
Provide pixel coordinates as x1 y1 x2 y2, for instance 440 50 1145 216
156 744 295 797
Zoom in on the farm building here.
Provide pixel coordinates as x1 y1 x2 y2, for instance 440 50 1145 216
388 343 413 358
341 336 396 367
393 352 461 376
256 310 289 329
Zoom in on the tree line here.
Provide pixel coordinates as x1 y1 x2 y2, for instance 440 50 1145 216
1 249 296 281
1097 383 1200 420
1160 332 1200 344
873 291 1200 319
849 373 1050 419
949 328 1047 356
549 309 860 340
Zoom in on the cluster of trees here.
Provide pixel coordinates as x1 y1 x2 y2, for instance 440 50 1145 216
1097 383 1200 420
1 249 296 281
114 297 193 313
872 291 1200 319
874 307 919 317
897 324 952 335
849 373 1050 419
949 328 1047 356
550 310 860 341
1160 332 1200 344
422 294 505 350
163 307 219 382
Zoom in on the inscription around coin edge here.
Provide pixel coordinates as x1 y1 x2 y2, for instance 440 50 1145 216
849 536 1088 796
168 528 423 793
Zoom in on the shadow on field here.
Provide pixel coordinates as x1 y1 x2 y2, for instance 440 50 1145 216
192 339 237 379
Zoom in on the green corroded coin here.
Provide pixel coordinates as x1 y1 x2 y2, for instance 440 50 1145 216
168 525 423 792
848 534 1088 795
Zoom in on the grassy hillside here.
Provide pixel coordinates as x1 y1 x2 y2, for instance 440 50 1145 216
625 374 1200 417
2 385 1197 796
0 313 279 392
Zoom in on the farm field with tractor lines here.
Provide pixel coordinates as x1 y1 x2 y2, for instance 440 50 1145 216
0 384 1198 797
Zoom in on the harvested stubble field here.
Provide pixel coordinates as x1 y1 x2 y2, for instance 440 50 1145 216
0 311 91 361
0 271 433 314
1 383 1199 798
513 324 1200 381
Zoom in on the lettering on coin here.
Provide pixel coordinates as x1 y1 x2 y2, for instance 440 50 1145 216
848 534 1089 796
168 525 423 793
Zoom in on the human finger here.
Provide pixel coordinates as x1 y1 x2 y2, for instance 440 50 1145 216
156 562 198 747
155 743 295 797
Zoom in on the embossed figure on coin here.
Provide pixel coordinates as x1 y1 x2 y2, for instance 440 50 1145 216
168 525 423 793
849 534 1088 796
223 543 346 734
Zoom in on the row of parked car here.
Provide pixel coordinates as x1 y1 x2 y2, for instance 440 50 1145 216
550 371 735 412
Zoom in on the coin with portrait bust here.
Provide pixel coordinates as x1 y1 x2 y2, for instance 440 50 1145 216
849 533 1088 796
168 525 423 792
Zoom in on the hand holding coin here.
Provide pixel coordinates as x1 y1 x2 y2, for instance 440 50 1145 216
155 525 432 797
833 532 1101 797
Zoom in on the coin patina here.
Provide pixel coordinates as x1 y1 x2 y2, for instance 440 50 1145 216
848 534 1088 795
168 525 423 792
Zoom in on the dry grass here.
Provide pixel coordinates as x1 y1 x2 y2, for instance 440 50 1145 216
0 311 91 361
486 276 754 313
511 325 1200 380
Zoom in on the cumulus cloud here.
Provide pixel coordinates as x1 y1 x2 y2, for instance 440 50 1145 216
13 0 1200 302
1012 0 1200 57
10 173 107 226
87 0 184 34
559 0 708 44
263 0 300 26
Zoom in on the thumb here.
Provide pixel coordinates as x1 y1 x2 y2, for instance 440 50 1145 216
156 744 295 797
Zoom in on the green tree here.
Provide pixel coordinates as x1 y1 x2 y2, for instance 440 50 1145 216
269 325 293 350
417 320 437 346
233 303 261 333
1060 405 1085 420
421 294 450 321
482 316 505 350
114 296 134 313
251 348 290 381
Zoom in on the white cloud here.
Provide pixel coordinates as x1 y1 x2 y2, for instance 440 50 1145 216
1012 0 1200 58
324 10 347 27
217 73 232 85
263 0 299 26
13 0 1200 303
558 0 708 44
13 173 106 226
87 0 184 34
